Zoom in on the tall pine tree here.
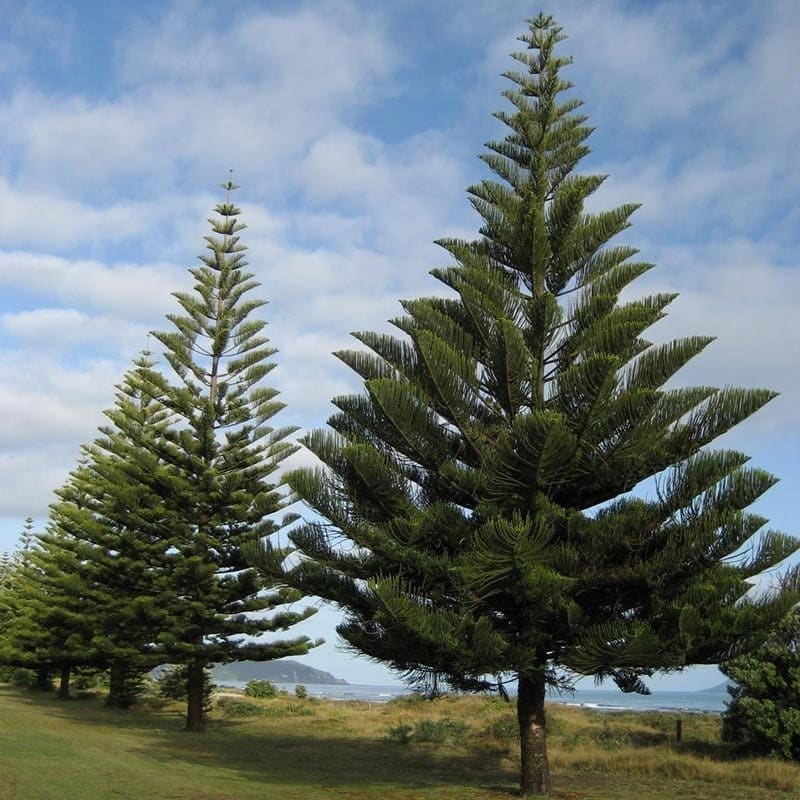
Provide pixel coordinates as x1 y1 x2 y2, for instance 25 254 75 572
252 15 800 795
139 179 316 731
46 353 176 707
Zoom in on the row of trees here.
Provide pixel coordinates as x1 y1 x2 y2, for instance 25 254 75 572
0 14 797 796
0 183 317 730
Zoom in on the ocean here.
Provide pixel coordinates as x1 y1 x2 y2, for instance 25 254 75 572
220 681 728 713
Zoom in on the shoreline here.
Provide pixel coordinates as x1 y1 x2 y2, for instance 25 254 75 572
211 681 726 714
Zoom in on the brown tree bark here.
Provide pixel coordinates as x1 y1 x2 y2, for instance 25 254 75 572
107 662 126 708
517 671 551 795
58 665 71 699
186 663 206 732
35 665 52 691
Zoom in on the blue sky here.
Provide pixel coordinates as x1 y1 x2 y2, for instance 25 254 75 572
0 0 798 689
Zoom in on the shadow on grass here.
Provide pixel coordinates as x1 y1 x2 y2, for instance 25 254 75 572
4 686 518 794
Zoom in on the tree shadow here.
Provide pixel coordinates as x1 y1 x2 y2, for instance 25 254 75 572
4 687 518 794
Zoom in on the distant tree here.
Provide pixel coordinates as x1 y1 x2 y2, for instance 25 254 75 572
45 355 175 708
244 678 277 698
722 609 800 759
0 551 14 589
251 14 799 795
0 519 100 698
19 517 35 554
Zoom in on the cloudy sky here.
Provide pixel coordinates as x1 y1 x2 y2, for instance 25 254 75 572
1 0 798 689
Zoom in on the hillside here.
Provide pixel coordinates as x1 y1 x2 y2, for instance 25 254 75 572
211 659 348 685
700 682 734 694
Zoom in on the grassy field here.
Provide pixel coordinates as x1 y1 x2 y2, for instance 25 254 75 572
0 684 798 799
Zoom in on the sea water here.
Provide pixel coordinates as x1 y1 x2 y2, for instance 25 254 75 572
546 688 726 713
219 681 728 712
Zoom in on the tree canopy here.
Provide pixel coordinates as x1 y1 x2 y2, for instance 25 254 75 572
722 609 800 760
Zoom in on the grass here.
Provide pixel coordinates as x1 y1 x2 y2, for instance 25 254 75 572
0 684 798 799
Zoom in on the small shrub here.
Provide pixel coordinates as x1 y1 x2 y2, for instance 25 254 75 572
414 716 468 744
544 712 566 737
244 679 277 698
262 700 313 717
294 684 308 699
385 717 468 745
218 698 262 718
386 723 414 744
156 666 188 700
592 721 632 749
486 714 518 743
72 668 105 691
10 668 34 688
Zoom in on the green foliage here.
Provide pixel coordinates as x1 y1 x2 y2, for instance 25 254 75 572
594 721 633 749
385 717 467 744
72 668 106 692
2 187 318 731
106 664 149 709
261 701 313 718
413 717 468 743
254 12 799 795
9 668 34 688
722 611 800 759
294 683 308 699
0 518 101 677
385 723 414 744
244 679 277 698
217 697 262 718
486 714 518 743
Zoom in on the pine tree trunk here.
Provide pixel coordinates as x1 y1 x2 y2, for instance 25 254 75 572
107 662 125 708
517 672 551 795
186 663 206 732
58 665 71 698
35 665 52 692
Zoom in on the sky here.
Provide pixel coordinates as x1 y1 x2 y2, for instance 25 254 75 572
0 0 798 691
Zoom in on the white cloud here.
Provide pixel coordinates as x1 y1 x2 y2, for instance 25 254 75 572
0 350 120 446
0 5 398 197
1 308 148 353
0 179 200 251
0 448 82 520
0 0 797 571
628 238 800 434
0 251 187 321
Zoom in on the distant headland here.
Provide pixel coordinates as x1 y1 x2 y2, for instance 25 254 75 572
211 659 348 685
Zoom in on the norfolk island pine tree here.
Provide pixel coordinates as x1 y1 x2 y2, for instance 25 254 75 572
0 519 102 696
141 180 319 731
44 354 181 707
250 14 800 796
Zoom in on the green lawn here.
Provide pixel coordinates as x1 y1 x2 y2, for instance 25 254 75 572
0 685 796 799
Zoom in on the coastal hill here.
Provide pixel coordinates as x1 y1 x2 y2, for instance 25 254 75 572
211 659 348 685
700 682 734 694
